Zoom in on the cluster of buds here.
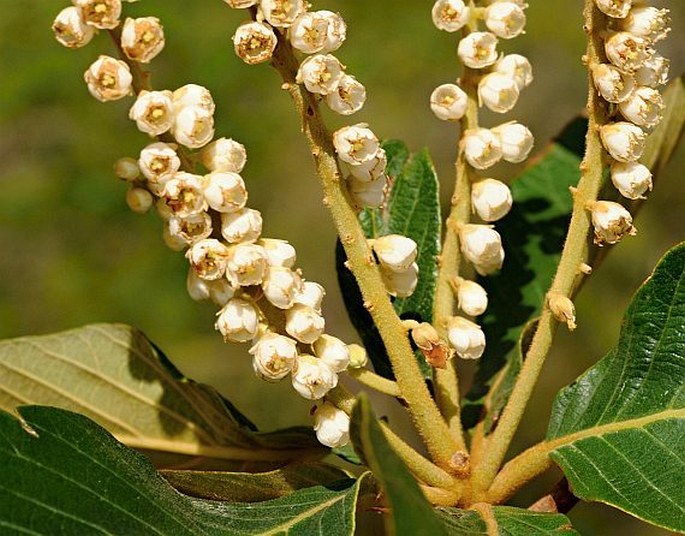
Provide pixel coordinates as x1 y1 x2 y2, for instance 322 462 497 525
589 0 670 245
369 235 420 298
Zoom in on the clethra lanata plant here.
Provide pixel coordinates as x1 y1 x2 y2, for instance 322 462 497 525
1 0 683 534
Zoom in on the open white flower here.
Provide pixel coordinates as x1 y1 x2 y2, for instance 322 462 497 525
588 200 636 245
325 75 366 116
173 84 215 114
139 142 180 185
74 0 121 30
457 32 499 69
610 161 652 200
484 2 526 40
162 172 208 218
216 298 259 343
491 122 534 163
233 21 278 65
52 6 95 49
250 333 298 381
285 304 325 344
259 239 297 268
430 83 468 121
635 54 669 87
261 266 303 309
129 90 174 136
478 73 520 114
201 138 247 173
187 239 230 280
120 16 165 63
294 281 326 311
431 0 471 32
225 243 268 287
333 125 380 165
600 122 646 162
172 106 215 149
618 86 663 129
168 212 213 245
605 32 653 72
494 54 533 90
463 128 502 169
347 149 387 182
619 6 671 42
296 54 345 95
594 0 631 19
84 55 132 102
313 334 350 373
261 0 306 28
591 64 636 104
204 172 247 213
291 355 338 400
221 208 263 243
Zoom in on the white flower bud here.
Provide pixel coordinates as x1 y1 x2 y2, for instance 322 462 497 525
591 64 636 104
233 21 278 65
129 90 174 136
325 75 366 116
290 11 346 54
258 239 297 268
223 0 258 8
333 125 380 165
347 149 387 182
610 161 652 200
261 0 306 28
447 316 486 360
220 208 262 244
296 54 345 96
594 0 631 19
125 187 153 214
618 86 663 129
162 224 186 251
430 83 468 122
249 333 298 381
431 0 471 32
457 32 499 70
52 6 95 48
453 278 488 317
294 281 326 311
114 157 140 181
347 343 368 368
162 172 208 217
381 262 419 298
204 172 248 213
371 234 418 272
215 298 259 343
187 238 230 280
604 32 653 72
313 335 350 373
291 355 338 400
84 55 132 102
600 122 646 163
471 179 513 222
313 402 350 447
172 106 215 149
348 175 387 209
74 0 121 30
225 243 268 287
168 212 213 245
207 278 236 306
139 142 180 185
463 128 503 169
186 268 211 301
478 72 520 113
459 224 505 275
285 304 325 344
494 54 533 90
120 16 165 63
200 138 247 173
619 6 670 42
491 122 534 164
588 200 636 245
635 54 669 87
484 2 526 40
173 84 215 114
262 266 303 309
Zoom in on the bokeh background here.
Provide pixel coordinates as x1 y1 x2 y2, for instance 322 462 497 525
1 1 683 533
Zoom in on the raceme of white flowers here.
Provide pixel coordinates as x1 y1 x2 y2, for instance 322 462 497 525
590 0 670 246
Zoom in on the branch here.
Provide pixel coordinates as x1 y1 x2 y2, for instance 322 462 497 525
346 368 402 399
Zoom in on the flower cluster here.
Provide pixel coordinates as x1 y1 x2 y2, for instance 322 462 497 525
589 0 670 245
430 0 535 360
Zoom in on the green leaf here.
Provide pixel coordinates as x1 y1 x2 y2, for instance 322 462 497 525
437 505 578 535
350 394 448 536
547 242 685 532
0 406 369 536
0 323 323 469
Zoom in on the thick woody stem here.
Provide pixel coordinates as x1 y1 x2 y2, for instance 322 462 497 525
470 0 608 496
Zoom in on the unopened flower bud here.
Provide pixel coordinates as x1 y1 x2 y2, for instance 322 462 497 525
250 333 298 381
618 86 663 129
619 6 670 42
225 243 268 287
294 281 326 311
84 55 132 102
186 269 211 301
223 0 258 8
431 0 471 32
491 122 534 163
52 6 95 48
258 239 297 268
471 179 513 222
201 138 247 173
348 150 387 182
313 334 350 373
453 278 488 316
600 122 646 163
126 187 153 214
594 0 631 19
635 54 669 87
296 54 345 96
411 322 453 369
333 125 380 165
285 304 325 344
348 176 385 211
74 0 121 30
216 298 259 343
326 74 366 116
457 32 499 69
291 355 338 399
591 64 636 104
172 106 215 149
313 402 350 447
587 200 637 245
463 128 503 169
478 72 520 114
484 2 526 40
173 84 215 114
262 266 304 309
168 212 213 245
605 32 653 72
129 90 174 136
447 317 486 360
207 278 236 306
114 157 140 181
610 161 652 200
261 0 306 28
494 54 533 90
459 224 505 275
347 343 368 368
220 208 262 243
233 21 278 65
204 172 247 213
139 142 180 185
187 238 230 280
547 292 576 331
430 83 468 121
162 172 208 217
371 234 418 272
381 262 419 298
121 16 165 63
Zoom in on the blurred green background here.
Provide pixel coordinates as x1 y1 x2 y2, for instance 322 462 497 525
0 0 683 533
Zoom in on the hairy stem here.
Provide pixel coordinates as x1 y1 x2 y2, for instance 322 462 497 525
346 368 402 398
470 0 608 495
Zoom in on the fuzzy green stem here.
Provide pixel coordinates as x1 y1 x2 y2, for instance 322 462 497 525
470 0 608 495
346 368 402 398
